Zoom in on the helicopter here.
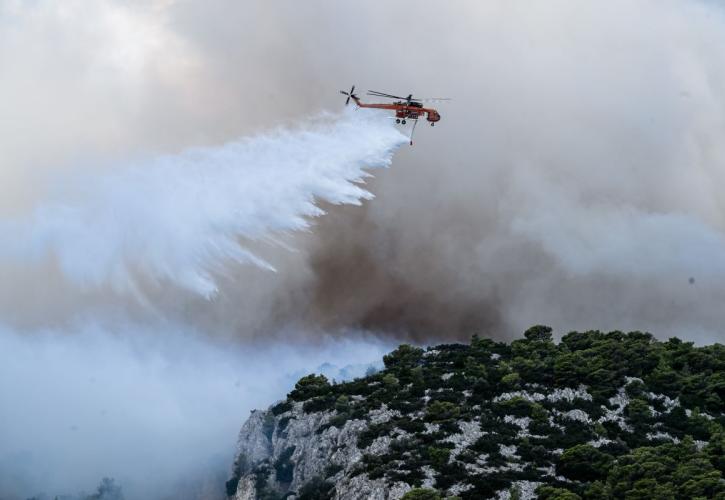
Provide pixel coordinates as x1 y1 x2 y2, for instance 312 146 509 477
340 85 450 144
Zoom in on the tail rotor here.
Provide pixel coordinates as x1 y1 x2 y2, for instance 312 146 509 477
340 85 357 105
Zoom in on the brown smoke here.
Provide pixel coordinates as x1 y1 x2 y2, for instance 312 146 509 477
2 1 725 347
305 202 504 342
275 0 725 344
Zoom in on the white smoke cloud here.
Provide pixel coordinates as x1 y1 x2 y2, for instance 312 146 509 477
0 324 391 499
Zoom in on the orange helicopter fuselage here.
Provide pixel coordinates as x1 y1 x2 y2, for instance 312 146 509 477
351 97 441 123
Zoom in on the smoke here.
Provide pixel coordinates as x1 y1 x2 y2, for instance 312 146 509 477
282 0 725 343
38 0 720 345
0 323 391 500
2 0 725 498
7 0 725 343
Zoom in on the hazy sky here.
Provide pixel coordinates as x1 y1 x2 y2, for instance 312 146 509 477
3 0 725 343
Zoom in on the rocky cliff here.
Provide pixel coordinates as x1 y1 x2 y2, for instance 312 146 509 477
227 327 725 499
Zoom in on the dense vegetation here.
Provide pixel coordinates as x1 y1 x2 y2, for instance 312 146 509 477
242 327 725 499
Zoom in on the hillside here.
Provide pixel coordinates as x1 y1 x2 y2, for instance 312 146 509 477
226 327 725 499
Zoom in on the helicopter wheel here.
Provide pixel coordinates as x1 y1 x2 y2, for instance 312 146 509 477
396 119 400 124
402 119 407 124
430 122 435 127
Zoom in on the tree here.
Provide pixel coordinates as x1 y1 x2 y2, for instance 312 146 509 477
501 372 521 389
605 442 725 499
335 395 350 413
288 374 331 400
557 444 613 482
554 352 587 387
383 373 400 388
470 333 497 352
384 344 424 370
536 486 581 500
510 326 557 384
427 446 451 467
425 401 459 421
401 488 442 500
704 429 725 473
626 399 652 428
560 330 601 351
524 325 554 342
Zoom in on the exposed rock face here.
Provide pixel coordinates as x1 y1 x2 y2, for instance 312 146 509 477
227 329 724 499
228 403 408 500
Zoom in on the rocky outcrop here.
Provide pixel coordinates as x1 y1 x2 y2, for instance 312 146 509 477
227 403 410 500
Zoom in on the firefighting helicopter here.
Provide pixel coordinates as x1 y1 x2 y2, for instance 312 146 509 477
340 85 450 144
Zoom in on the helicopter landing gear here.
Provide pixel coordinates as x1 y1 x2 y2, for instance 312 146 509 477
396 119 401 124
401 119 407 124
430 122 435 127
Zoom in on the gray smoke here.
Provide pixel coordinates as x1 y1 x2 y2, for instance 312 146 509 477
0 323 391 499
4 1 725 343
161 0 725 344
2 1 725 499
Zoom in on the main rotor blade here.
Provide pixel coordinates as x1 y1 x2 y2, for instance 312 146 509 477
367 94 406 100
368 93 403 99
367 90 407 100
340 90 350 96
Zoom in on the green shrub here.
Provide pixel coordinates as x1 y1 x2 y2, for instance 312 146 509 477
303 395 335 413
494 396 534 417
524 325 554 342
384 344 424 370
288 374 331 401
501 372 521 388
427 446 451 467
535 485 581 500
383 373 400 388
605 441 725 498
270 400 293 415
557 444 613 482
425 401 460 421
401 488 442 500
335 395 350 412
